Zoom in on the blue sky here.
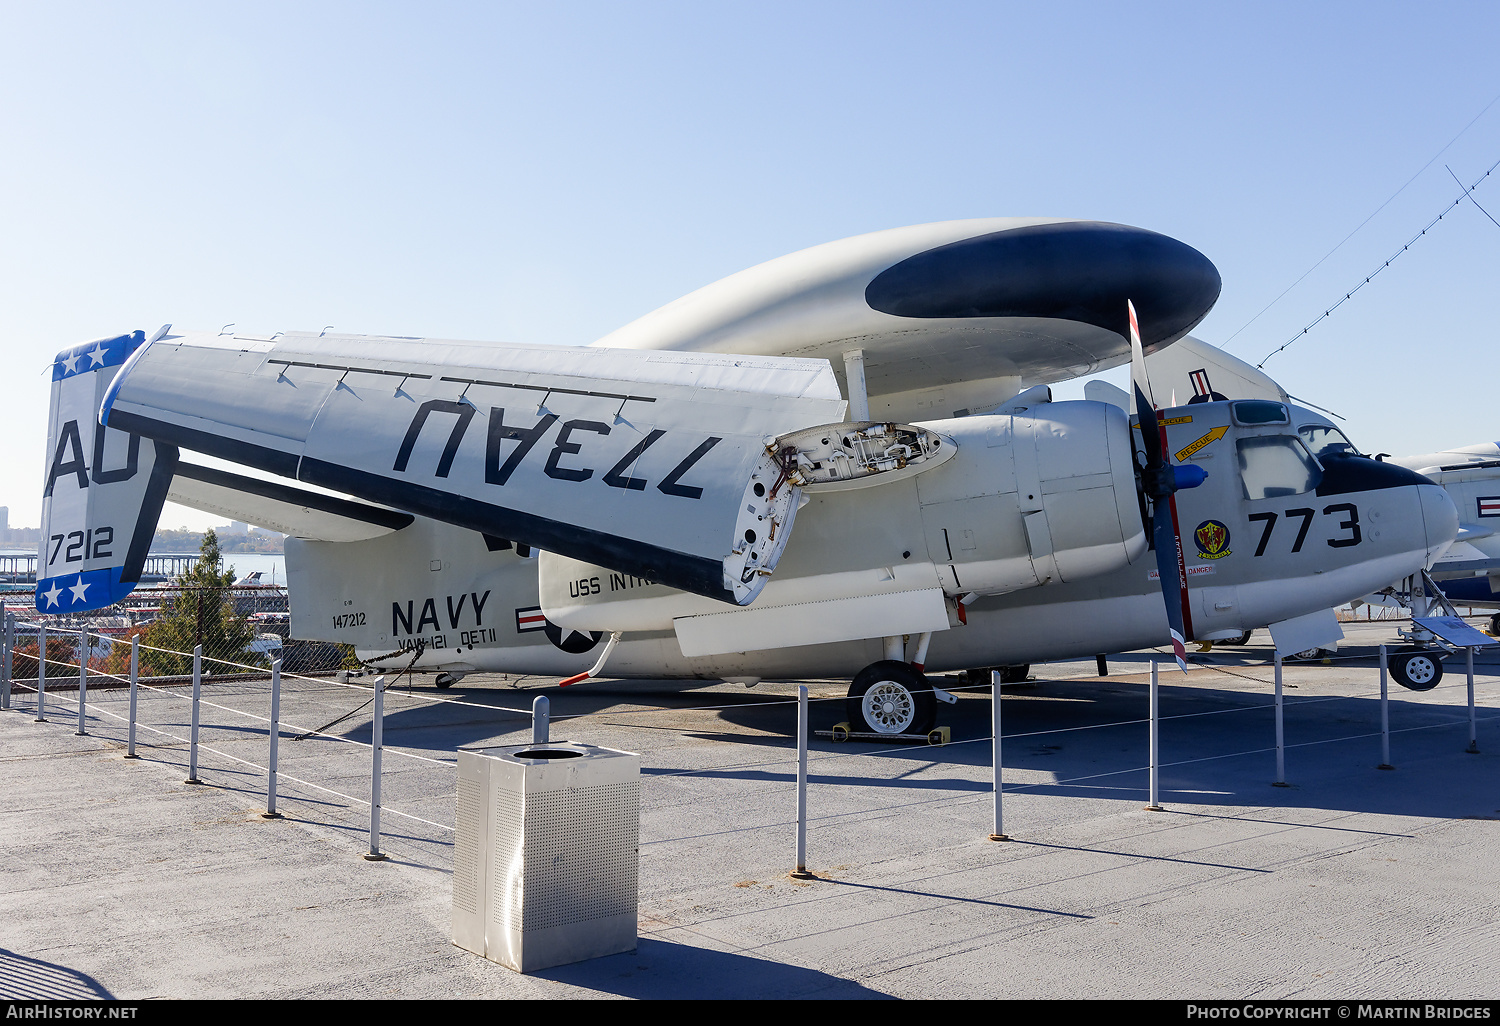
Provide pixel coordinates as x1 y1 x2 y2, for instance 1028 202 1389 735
3 1 1497 530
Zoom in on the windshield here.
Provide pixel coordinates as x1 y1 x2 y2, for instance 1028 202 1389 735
1298 424 1359 458
1238 435 1323 500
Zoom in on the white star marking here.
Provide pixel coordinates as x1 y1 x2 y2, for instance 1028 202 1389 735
87 343 108 366
60 351 81 374
69 575 90 604
42 581 63 608
562 627 592 646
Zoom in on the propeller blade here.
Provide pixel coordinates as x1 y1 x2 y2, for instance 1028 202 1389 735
1127 298 1194 672
1127 299 1154 410
1153 491 1193 673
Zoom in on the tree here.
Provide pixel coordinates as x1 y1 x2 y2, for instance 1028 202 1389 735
141 529 264 675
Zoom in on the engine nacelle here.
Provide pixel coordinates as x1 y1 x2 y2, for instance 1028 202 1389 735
539 400 1147 656
915 399 1147 597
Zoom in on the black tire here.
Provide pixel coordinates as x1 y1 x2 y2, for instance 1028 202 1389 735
999 664 1030 684
434 672 457 690
1390 650 1442 691
1227 630 1254 646
1490 614 1500 637
847 660 937 735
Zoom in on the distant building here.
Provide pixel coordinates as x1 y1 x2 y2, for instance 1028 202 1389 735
0 507 8 532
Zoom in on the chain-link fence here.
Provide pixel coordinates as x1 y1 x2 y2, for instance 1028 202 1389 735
9 584 353 684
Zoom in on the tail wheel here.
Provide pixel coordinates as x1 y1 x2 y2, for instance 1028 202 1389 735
1390 650 1442 691
999 664 1030 684
847 660 936 735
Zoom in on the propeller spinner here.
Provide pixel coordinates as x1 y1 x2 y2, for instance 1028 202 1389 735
1129 300 1208 672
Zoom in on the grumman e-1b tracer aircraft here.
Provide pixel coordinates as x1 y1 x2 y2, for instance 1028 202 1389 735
39 218 1459 736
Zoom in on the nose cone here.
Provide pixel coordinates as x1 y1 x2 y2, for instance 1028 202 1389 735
1420 483 1460 563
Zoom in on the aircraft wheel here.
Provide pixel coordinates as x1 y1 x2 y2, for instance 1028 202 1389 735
1227 630 1254 646
847 661 936 736
434 672 461 690
999 664 1031 684
1390 650 1442 691
1490 613 1500 637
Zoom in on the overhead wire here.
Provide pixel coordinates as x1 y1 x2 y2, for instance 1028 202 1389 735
1256 153 1500 368
1448 164 1500 230
1221 87 1500 350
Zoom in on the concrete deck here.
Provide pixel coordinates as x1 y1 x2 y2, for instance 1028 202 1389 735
2 621 1497 1000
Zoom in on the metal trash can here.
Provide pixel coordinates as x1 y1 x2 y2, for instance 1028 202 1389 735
453 741 640 973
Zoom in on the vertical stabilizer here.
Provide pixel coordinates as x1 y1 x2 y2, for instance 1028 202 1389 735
37 331 177 613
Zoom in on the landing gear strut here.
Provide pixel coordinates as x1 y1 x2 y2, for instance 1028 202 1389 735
846 660 937 736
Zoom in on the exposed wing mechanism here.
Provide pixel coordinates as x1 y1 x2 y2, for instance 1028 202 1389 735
771 421 954 491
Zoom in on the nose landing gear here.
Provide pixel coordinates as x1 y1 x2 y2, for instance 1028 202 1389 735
1389 649 1443 691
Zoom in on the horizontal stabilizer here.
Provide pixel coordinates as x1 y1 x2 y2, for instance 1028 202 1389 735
169 463 415 542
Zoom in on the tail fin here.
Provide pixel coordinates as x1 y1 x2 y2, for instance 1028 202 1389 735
37 331 177 613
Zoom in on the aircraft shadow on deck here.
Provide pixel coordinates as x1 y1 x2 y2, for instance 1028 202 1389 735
353 658 1495 823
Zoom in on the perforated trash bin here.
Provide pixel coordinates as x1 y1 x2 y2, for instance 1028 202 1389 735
452 741 640 972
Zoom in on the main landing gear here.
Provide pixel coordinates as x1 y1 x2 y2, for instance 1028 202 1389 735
846 660 938 736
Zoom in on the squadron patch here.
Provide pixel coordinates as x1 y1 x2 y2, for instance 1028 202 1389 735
1194 519 1232 560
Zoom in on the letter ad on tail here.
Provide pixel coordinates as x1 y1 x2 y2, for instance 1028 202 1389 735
38 332 176 613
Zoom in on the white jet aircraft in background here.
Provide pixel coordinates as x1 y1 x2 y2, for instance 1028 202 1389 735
38 218 1458 735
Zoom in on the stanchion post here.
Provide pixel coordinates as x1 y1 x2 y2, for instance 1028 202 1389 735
990 670 1009 841
1145 660 1164 811
1377 645 1393 769
1466 646 1479 754
263 658 282 818
2 608 12 711
365 675 387 861
1273 652 1288 787
186 645 202 784
76 630 89 736
791 685 814 878
532 695 550 744
36 622 48 722
125 637 139 759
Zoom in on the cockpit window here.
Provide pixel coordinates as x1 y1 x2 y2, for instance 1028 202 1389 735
1298 424 1359 459
1231 400 1290 426
1237 435 1323 500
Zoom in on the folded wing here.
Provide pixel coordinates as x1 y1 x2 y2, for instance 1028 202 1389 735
103 330 846 604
